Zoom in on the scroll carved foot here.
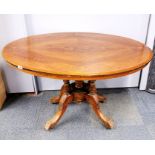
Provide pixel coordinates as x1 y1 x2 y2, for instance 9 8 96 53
86 94 113 129
50 96 60 104
45 93 73 130
98 94 107 103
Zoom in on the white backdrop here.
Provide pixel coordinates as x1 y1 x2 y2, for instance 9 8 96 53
0 14 151 92
139 15 155 90
0 15 34 93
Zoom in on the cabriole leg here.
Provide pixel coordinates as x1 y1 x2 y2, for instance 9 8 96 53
45 80 73 130
86 81 113 129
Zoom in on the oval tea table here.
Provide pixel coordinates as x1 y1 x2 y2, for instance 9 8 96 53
2 32 153 130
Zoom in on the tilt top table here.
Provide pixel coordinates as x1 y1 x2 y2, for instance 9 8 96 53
2 32 153 130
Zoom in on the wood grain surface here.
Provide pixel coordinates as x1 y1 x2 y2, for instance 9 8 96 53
2 32 153 80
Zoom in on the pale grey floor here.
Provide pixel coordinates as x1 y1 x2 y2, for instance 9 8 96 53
0 88 155 140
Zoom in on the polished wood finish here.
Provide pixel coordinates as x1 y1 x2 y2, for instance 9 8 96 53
2 32 153 130
46 80 111 130
3 32 153 80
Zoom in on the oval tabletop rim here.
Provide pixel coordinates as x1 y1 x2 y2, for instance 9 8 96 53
2 32 153 80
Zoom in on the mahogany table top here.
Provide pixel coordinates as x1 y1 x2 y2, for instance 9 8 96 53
2 32 153 80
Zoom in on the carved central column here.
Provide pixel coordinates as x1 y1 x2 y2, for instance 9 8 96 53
72 81 87 103
75 81 84 88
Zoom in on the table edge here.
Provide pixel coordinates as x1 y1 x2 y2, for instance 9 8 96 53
7 61 149 80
